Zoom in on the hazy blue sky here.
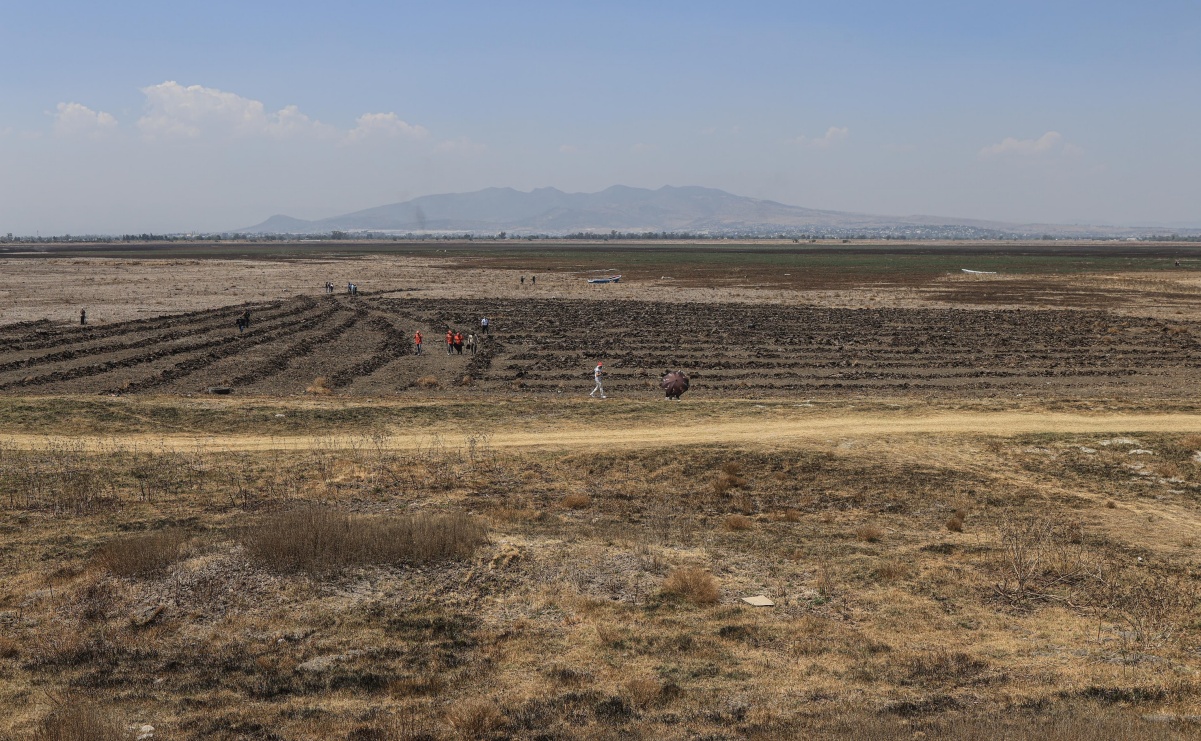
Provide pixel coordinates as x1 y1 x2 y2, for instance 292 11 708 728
2 1 1198 234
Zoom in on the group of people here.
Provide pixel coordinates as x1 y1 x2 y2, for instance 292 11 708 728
235 310 251 333
323 282 336 294
519 275 536 285
444 330 476 355
346 283 359 295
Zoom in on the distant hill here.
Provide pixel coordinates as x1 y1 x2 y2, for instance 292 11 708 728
236 185 1196 239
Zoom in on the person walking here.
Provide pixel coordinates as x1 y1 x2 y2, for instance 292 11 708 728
589 362 606 399
520 276 525 285
453 331 464 354
466 333 476 355
414 330 423 355
481 316 490 335
531 275 536 285
80 308 86 326
446 330 454 355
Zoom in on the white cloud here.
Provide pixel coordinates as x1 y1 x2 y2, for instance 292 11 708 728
978 131 1068 158
53 102 117 137
792 126 849 149
137 81 335 140
343 112 429 144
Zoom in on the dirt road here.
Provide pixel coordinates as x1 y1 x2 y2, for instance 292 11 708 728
4 410 1201 452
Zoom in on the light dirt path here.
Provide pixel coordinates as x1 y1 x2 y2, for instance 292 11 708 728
4 411 1201 452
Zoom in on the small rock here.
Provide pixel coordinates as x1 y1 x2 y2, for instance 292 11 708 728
136 724 155 740
132 604 165 627
1129 449 1155 455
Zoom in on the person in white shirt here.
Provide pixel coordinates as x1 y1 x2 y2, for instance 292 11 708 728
590 362 606 398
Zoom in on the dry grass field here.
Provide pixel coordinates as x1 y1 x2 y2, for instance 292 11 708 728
3 242 1201 739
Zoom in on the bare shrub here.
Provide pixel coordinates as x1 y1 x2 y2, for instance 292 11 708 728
724 514 753 531
778 509 802 522
94 529 188 578
35 703 130 741
242 506 488 575
305 376 332 395
560 493 591 510
662 566 720 605
415 375 440 389
855 524 884 543
1105 500 1117 509
459 374 474 386
946 513 965 532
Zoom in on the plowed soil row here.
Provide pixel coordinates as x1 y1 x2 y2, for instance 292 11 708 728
3 294 1200 398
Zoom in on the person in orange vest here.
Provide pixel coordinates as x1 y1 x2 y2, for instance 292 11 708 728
453 331 464 354
446 330 454 355
414 330 423 355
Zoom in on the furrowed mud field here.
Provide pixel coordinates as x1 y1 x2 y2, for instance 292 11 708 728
2 293 1200 398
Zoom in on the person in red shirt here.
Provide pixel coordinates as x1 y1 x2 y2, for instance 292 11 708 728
453 332 464 354
414 330 423 355
446 330 454 355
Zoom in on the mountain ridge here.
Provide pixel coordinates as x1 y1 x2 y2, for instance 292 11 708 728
236 185 1195 238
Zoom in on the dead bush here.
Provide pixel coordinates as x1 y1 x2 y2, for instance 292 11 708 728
94 528 188 578
459 374 474 386
946 512 965 532
560 493 591 510
415 375 440 389
35 703 129 741
662 566 720 605
724 514 753 531
855 524 884 543
241 506 488 575
305 376 332 395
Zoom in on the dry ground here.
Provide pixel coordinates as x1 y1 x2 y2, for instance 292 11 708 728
2 244 1201 739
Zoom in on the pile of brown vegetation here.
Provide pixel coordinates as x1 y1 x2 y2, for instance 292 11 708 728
240 506 488 575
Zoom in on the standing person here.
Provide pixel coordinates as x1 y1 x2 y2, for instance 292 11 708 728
481 316 490 335
520 276 525 285
467 334 476 355
446 330 454 355
531 275 536 285
453 331 464 354
414 330 423 355
242 310 251 328
589 362 606 399
80 308 86 326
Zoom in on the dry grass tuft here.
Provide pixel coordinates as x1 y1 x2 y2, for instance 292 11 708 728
446 698 505 737
241 506 488 575
946 511 965 532
662 566 720 605
35 704 130 741
415 375 440 389
305 376 332 395
724 513 754 531
713 461 747 495
1105 500 1117 509
94 528 188 578
560 493 591 510
855 524 884 543
459 374 474 386
875 560 911 582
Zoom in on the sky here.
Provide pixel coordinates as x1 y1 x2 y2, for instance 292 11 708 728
2 0 1199 234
